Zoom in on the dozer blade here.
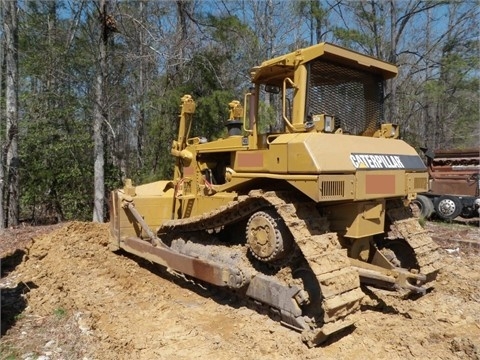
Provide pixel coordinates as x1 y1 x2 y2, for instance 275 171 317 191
121 237 249 289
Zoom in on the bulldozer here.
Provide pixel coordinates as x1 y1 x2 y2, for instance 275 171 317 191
109 42 442 346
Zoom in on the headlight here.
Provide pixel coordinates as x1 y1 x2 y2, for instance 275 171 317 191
390 124 398 137
325 115 334 132
313 114 335 133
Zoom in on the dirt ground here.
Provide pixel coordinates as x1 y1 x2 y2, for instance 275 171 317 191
1 220 479 360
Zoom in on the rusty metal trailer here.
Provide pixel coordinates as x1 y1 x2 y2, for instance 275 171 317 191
413 148 480 220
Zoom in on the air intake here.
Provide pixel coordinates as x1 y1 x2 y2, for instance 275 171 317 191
307 59 384 135
321 181 345 199
414 177 428 191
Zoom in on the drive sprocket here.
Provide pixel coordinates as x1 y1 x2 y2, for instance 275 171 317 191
246 210 292 262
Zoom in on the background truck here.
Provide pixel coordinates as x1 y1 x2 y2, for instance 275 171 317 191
412 148 480 220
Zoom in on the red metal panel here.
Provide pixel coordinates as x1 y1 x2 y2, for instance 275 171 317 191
237 152 264 167
365 174 395 194
427 148 479 197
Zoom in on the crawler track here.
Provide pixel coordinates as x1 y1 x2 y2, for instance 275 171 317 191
159 190 363 345
387 204 443 283
155 191 440 345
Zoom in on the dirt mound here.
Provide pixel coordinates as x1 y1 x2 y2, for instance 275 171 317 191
1 222 480 359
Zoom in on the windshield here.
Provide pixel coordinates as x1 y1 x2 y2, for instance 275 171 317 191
256 84 294 134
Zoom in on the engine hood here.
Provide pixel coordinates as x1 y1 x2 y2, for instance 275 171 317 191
269 132 426 174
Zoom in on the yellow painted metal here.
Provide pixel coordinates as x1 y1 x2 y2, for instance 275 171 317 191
326 200 386 238
405 172 429 194
251 42 397 85
312 114 335 132
373 123 400 139
107 40 441 316
318 175 355 201
182 192 237 217
115 180 175 239
111 41 428 259
292 63 308 129
265 143 288 173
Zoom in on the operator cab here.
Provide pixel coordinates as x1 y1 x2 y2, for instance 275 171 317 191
248 42 398 138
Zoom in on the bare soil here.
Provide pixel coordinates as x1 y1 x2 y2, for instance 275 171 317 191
1 220 479 360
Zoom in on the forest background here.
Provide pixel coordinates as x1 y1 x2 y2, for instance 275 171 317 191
0 0 478 227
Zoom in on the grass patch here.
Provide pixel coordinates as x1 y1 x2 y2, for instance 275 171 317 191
0 344 19 360
418 217 427 228
53 307 66 319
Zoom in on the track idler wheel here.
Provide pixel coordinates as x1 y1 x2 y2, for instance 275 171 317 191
377 239 419 271
246 210 293 262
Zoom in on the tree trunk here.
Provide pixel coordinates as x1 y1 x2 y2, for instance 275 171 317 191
0 5 4 230
3 0 19 227
136 0 145 171
388 1 397 122
93 0 108 223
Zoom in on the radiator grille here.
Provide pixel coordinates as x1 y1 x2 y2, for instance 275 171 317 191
414 177 428 191
321 180 345 199
307 59 384 135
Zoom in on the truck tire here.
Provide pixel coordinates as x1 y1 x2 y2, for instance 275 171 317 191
435 195 462 220
411 195 434 219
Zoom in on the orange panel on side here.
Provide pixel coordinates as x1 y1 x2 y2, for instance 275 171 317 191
365 174 395 194
237 152 264 167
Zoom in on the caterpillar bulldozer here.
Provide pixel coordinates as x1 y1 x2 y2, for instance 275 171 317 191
109 42 442 346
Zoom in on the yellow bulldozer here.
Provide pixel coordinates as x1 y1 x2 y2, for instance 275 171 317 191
109 42 441 346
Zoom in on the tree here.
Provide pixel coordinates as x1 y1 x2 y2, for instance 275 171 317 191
17 0 101 223
2 0 19 228
0 4 4 230
424 2 479 149
327 0 479 150
0 0 476 227
92 0 115 222
294 0 331 45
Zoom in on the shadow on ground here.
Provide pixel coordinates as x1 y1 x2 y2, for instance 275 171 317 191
1 250 38 335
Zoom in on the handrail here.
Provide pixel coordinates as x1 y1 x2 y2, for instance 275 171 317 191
243 92 253 134
282 77 295 130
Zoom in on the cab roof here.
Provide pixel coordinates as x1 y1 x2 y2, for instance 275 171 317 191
250 42 398 84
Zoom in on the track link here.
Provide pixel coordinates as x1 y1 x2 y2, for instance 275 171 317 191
158 190 363 346
387 204 443 285
390 220 443 283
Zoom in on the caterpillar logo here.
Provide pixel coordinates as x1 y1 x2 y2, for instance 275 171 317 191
350 153 426 170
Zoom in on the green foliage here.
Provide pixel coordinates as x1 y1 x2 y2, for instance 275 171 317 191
3 0 478 224
138 84 234 183
422 39 480 149
293 0 327 44
136 85 188 182
19 114 94 222
53 307 66 319
0 344 18 360
257 101 278 133
135 40 238 182
207 15 249 45
194 90 235 140
202 14 258 91
14 313 25 321
332 27 374 50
